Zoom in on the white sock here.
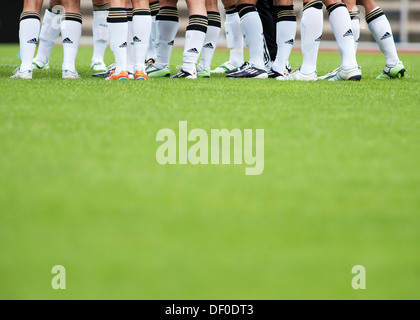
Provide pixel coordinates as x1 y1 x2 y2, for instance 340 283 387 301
238 5 264 70
225 7 244 67
155 7 179 69
198 12 221 70
61 13 82 73
327 3 358 70
133 9 152 72
183 15 208 73
349 11 360 52
367 7 400 67
107 8 128 74
127 16 135 74
147 1 160 60
35 8 62 65
300 1 323 74
272 6 296 73
19 12 41 72
92 9 109 63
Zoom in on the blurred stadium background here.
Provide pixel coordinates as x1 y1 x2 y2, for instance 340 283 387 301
1 1 420 49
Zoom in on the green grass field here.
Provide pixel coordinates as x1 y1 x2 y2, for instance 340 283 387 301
0 44 419 299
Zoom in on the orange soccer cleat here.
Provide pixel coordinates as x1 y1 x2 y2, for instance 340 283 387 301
105 70 129 81
134 70 149 81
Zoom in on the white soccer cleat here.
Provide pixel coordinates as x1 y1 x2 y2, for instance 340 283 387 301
318 67 341 80
211 61 239 74
278 68 317 81
328 66 362 81
91 60 107 71
32 59 50 70
62 69 81 79
11 68 32 80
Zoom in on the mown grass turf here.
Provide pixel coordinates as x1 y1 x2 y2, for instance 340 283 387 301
0 44 419 299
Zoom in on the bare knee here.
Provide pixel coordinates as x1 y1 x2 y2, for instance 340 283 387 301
274 0 293 6
160 0 178 7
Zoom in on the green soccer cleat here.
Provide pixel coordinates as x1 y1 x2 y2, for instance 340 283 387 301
91 60 107 72
32 59 50 70
197 68 210 78
147 65 171 78
211 61 238 74
377 61 406 79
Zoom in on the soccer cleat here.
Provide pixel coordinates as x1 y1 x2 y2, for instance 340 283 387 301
377 61 406 79
32 59 50 70
92 64 116 78
268 68 285 79
11 68 32 80
145 58 156 69
211 61 238 74
226 64 268 79
147 65 171 78
226 61 253 75
134 70 149 81
318 67 341 80
328 66 362 81
171 69 197 79
91 60 107 71
285 61 292 75
62 70 81 79
279 68 317 81
197 67 210 78
105 70 129 81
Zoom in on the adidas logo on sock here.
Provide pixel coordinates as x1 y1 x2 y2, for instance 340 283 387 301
187 48 199 54
285 39 294 45
315 35 322 42
168 40 174 46
343 29 353 37
119 42 128 48
27 38 38 44
380 32 392 40
63 37 73 44
133 36 141 43
203 43 214 49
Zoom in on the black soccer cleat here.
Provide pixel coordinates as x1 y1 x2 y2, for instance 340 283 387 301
171 69 197 79
226 64 268 79
92 64 116 78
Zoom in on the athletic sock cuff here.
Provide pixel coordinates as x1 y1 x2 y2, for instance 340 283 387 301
186 15 208 33
326 2 346 16
236 4 257 19
20 11 41 21
349 10 360 20
133 8 151 16
156 7 178 22
107 8 127 23
225 5 237 14
63 13 82 23
150 1 160 16
126 8 133 21
303 0 323 11
93 3 110 11
208 12 221 28
274 6 296 22
366 7 384 24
